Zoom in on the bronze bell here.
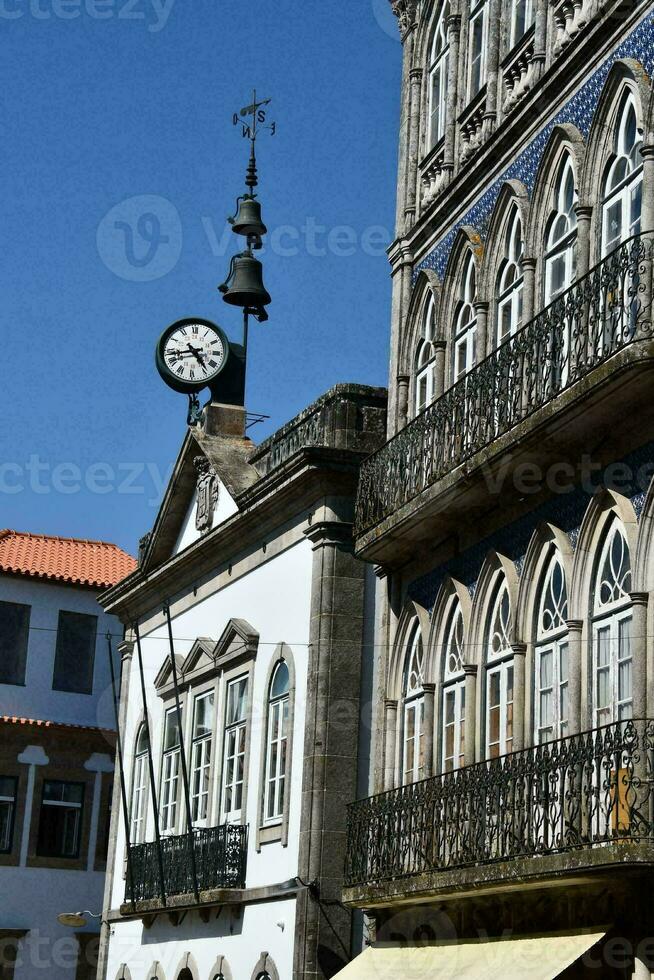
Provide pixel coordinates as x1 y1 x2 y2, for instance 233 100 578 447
231 196 267 239
219 251 271 309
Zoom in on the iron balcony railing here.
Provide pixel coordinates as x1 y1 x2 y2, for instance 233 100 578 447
355 233 654 536
345 718 654 887
126 823 248 903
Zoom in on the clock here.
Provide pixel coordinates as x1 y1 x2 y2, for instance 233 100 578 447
155 318 230 394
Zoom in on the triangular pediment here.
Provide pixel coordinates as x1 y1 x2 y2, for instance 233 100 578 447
154 653 186 692
213 618 259 666
180 637 215 676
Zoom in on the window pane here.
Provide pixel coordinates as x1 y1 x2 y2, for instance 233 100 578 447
164 709 181 750
37 782 84 858
52 611 97 695
193 692 214 738
271 661 290 699
0 601 30 686
227 678 248 725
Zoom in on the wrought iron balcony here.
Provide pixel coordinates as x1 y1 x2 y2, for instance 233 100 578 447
345 718 654 889
355 233 654 538
126 824 247 904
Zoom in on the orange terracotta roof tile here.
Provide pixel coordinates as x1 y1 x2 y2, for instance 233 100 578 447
0 529 136 589
1 715 116 735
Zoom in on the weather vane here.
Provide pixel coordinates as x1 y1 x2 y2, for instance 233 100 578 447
233 90 277 141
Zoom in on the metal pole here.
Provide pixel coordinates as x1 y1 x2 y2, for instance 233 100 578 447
242 308 249 362
106 633 136 912
134 621 167 906
163 602 200 903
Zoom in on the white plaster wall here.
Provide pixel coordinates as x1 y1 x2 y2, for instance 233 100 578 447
173 479 238 556
106 897 296 980
1 866 105 980
111 538 313 911
0 574 124 730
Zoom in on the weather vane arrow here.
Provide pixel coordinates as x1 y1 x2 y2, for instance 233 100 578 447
233 89 276 140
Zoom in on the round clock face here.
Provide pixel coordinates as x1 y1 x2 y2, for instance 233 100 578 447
156 318 229 393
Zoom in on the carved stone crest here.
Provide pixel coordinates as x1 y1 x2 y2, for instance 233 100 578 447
194 456 219 533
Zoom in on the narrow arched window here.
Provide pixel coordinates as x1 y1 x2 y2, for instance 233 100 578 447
130 724 148 843
442 599 466 771
509 0 533 50
601 93 643 256
190 690 214 825
429 2 451 147
415 295 437 414
592 521 633 726
497 207 524 343
468 0 489 99
454 254 478 381
264 661 290 823
402 624 425 783
160 707 182 834
544 156 578 305
534 550 569 743
485 578 513 758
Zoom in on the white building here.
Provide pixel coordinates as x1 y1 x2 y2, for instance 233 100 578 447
0 529 136 980
97 387 386 980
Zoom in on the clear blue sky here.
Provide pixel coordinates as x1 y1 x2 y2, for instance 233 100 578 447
1 0 401 554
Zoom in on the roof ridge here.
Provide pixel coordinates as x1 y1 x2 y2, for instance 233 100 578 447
3 529 131 551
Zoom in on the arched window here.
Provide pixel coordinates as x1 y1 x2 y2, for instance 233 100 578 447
264 661 290 823
534 551 569 743
454 254 478 381
601 93 643 256
442 599 466 771
160 707 182 834
467 0 489 99
402 624 425 783
485 578 514 758
509 0 533 50
592 521 633 726
544 155 578 305
497 207 524 343
429 2 451 147
415 295 437 414
130 724 148 843
190 690 214 826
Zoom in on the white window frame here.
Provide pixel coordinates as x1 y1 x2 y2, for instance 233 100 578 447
592 523 633 727
485 579 514 759
401 625 426 785
263 663 290 825
467 0 489 100
190 689 215 827
454 255 478 381
534 552 569 743
544 156 578 306
509 0 533 50
601 93 643 257
130 725 148 843
429 2 451 147
496 208 524 344
220 675 249 824
442 599 466 772
160 707 182 835
38 780 84 858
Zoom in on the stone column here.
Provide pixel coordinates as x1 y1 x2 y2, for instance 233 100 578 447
532 0 549 73
482 0 503 137
422 683 437 778
443 15 462 179
475 301 490 360
96 638 134 980
384 700 399 791
522 257 537 325
388 241 414 435
565 620 583 734
433 340 447 398
640 145 654 236
629 593 648 720
463 665 478 766
406 67 424 227
294 520 368 980
512 644 527 752
16 745 49 867
574 205 593 280
84 753 114 873
397 374 411 428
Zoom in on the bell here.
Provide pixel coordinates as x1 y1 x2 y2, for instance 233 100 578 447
231 196 267 239
220 252 271 309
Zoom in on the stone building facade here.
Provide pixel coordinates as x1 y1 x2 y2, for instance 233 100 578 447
96 386 386 980
339 0 654 976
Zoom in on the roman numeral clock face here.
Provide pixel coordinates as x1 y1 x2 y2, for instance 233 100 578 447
156 318 230 394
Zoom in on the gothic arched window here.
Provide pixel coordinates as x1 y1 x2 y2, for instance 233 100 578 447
485 578 513 759
454 254 478 381
534 551 569 743
415 294 437 414
601 93 643 256
264 661 290 824
130 724 148 843
442 599 466 771
429 2 451 147
592 521 633 726
544 155 578 305
402 624 426 783
497 207 525 343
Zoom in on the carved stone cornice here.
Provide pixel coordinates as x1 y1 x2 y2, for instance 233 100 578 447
390 0 418 39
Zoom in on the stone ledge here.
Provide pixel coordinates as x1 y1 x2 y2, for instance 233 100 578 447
113 876 301 921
